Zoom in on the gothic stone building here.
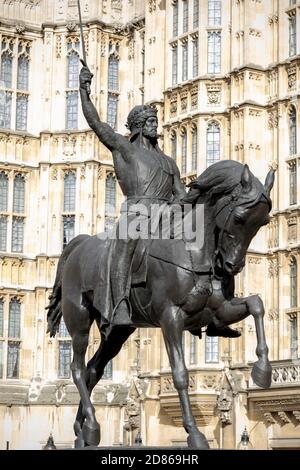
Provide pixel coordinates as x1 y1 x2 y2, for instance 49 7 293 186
0 0 299 450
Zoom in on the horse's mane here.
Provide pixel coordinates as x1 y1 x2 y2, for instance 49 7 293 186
184 160 271 209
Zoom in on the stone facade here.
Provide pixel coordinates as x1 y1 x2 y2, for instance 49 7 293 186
0 0 299 450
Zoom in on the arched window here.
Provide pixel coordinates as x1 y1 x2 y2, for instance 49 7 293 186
108 56 119 91
170 131 177 161
13 174 25 213
191 125 198 171
105 174 116 217
64 171 76 212
0 172 8 211
181 128 187 174
290 257 297 308
66 46 79 130
206 122 220 167
67 50 79 89
17 55 29 91
0 51 12 88
289 106 297 155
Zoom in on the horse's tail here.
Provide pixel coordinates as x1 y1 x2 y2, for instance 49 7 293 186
46 234 90 338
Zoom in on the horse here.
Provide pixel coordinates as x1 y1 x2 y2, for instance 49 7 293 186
46 160 275 449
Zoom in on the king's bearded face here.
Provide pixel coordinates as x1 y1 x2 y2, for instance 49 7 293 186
142 116 158 139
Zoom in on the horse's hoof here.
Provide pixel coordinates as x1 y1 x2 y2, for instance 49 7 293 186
74 437 86 449
82 422 100 446
187 432 210 449
251 361 272 389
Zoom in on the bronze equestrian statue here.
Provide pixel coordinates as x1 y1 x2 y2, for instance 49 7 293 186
46 118 275 450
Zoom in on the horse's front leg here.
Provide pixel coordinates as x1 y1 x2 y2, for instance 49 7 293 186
161 306 209 449
213 295 272 388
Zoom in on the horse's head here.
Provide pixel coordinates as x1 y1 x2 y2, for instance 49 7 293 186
214 164 275 275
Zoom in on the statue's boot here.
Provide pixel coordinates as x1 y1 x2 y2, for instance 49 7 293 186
111 275 133 326
206 323 241 338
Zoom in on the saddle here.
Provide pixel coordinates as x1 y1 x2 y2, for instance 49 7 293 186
131 237 211 286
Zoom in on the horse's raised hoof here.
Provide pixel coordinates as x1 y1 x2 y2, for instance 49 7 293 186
82 422 100 447
187 431 210 449
251 361 272 389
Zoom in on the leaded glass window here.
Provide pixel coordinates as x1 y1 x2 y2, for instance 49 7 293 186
192 126 198 171
290 257 297 308
108 56 119 91
58 341 71 378
208 0 221 27
289 17 296 57
16 94 28 131
11 216 24 253
182 42 188 82
105 174 116 216
0 51 12 88
67 50 79 89
0 91 12 128
17 55 29 91
181 129 187 174
107 94 118 129
66 91 78 130
207 31 221 74
7 341 20 378
8 299 21 339
0 172 8 211
205 336 219 363
63 215 75 248
0 216 7 251
64 171 76 212
207 122 220 167
172 46 178 86
13 174 25 213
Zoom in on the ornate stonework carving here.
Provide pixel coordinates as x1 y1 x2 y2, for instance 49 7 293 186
217 387 233 425
55 34 62 58
148 0 157 12
66 22 77 33
206 83 221 105
124 397 140 431
268 258 279 278
249 28 262 37
4 0 41 4
287 65 296 90
287 216 297 241
180 90 188 113
248 256 261 264
190 86 198 110
111 0 122 10
170 94 178 116
263 412 276 424
268 309 279 321
15 23 26 34
268 108 279 129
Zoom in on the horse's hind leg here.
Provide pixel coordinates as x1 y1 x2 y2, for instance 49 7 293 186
63 295 100 447
74 325 135 436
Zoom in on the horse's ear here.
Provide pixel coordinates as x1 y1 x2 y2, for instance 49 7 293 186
264 168 275 196
241 164 252 192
